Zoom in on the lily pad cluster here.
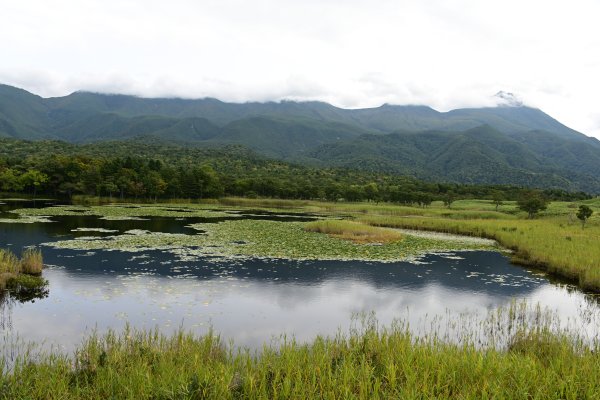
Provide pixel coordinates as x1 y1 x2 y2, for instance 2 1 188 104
45 218 498 263
11 204 233 220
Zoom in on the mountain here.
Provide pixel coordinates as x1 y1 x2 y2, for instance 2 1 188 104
1 83 599 193
300 125 600 192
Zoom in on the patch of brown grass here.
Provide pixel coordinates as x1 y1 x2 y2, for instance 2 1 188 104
20 248 43 275
305 220 403 244
0 249 20 274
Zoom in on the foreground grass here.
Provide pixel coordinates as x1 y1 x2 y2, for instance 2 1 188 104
2 313 600 399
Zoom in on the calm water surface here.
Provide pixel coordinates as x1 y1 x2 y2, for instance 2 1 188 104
1 200 598 352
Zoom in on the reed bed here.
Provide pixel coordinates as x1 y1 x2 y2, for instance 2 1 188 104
305 220 403 244
2 304 600 399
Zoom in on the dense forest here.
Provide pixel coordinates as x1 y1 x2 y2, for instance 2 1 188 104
0 138 590 204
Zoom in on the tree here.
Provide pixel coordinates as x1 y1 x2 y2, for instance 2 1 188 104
491 190 504 212
363 183 379 203
0 168 25 192
19 169 48 198
517 192 548 219
143 171 167 202
344 185 364 202
576 205 593 229
443 192 456 209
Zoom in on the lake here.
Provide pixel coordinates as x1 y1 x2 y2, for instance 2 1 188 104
1 199 599 354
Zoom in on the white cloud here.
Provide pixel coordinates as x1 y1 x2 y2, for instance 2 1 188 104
0 0 599 138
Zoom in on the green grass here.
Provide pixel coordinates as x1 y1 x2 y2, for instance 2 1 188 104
3 306 600 399
5 274 47 291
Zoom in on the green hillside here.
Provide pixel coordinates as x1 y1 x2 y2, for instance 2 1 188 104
1 83 600 193
302 126 600 192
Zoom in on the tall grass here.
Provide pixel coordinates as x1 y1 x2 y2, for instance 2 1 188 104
0 248 44 290
305 220 403 244
360 214 600 290
3 305 600 399
0 250 20 291
218 196 311 209
0 250 20 275
20 248 43 275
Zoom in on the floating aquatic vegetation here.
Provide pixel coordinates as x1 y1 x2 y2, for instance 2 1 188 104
99 216 149 221
201 220 497 261
43 219 495 262
0 215 54 224
13 204 234 219
44 231 205 253
33 205 499 262
71 227 119 233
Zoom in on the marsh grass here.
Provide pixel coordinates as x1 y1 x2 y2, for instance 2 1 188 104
3 304 600 399
0 250 20 275
20 248 43 275
0 248 45 291
219 196 311 209
0 250 20 290
360 214 600 290
305 220 403 244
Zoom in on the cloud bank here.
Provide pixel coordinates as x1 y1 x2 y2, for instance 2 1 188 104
1 0 599 138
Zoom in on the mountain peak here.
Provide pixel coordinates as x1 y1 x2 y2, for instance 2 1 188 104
494 91 523 107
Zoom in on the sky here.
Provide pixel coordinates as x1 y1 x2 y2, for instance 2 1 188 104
1 0 599 138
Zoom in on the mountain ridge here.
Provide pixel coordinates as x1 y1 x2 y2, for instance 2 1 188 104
1 83 599 193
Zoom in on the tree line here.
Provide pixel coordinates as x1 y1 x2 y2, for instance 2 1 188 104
0 139 593 204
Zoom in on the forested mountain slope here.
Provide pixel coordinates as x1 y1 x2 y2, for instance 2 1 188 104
1 83 599 192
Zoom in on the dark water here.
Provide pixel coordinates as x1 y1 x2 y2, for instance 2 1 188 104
1 200 598 352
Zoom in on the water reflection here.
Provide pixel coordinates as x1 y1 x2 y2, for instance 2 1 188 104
3 250 598 352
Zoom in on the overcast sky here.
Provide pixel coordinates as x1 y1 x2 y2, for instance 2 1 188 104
1 0 599 138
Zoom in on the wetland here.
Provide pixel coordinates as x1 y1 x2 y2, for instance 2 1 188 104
1 199 599 354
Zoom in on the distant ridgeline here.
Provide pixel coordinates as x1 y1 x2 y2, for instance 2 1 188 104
1 83 600 194
0 139 591 202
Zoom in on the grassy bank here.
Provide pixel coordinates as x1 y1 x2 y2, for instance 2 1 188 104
2 308 600 399
358 214 600 290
